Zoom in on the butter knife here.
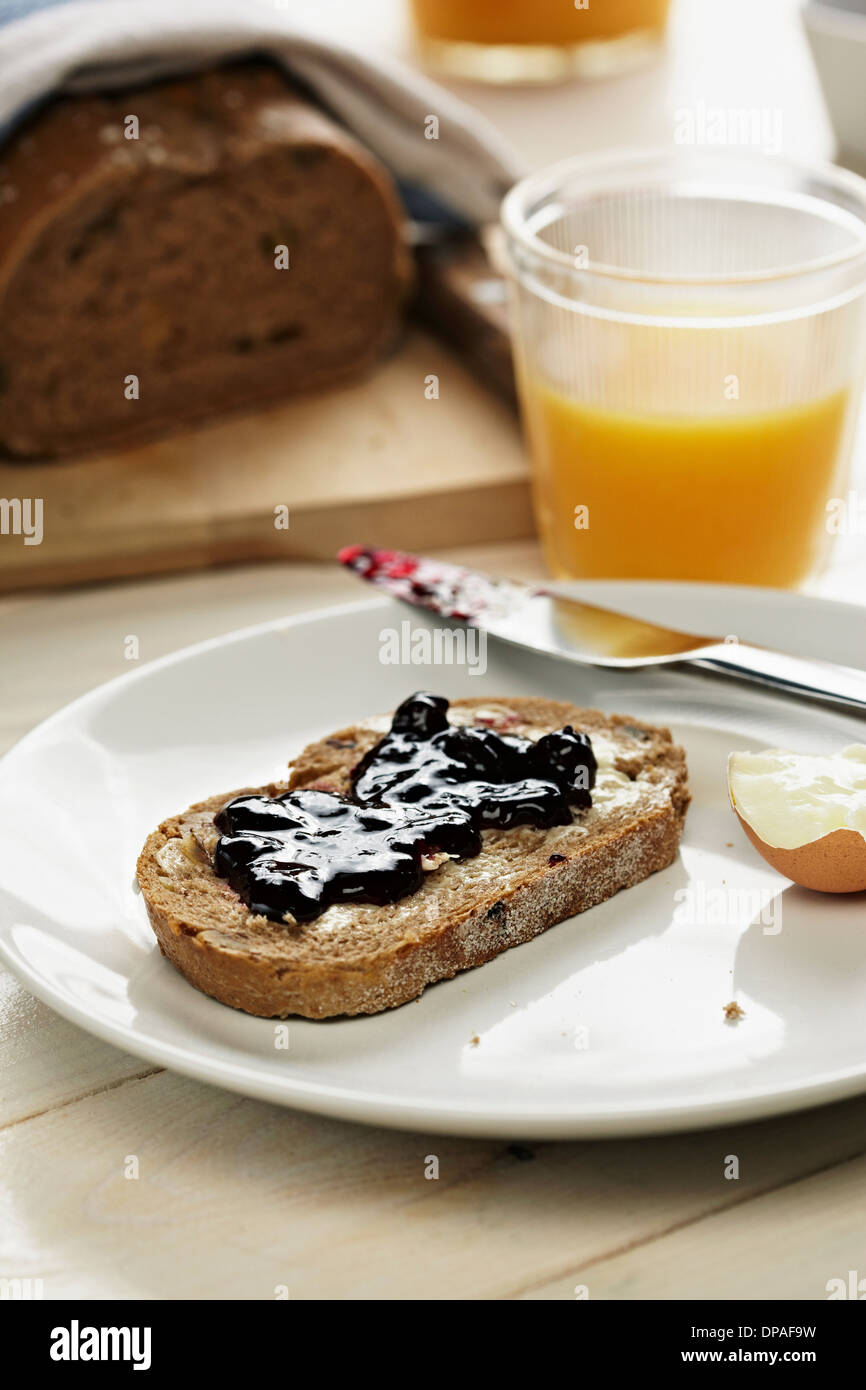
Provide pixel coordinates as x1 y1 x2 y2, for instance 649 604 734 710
338 546 866 715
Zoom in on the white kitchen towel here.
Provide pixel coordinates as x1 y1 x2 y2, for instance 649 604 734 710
0 0 524 223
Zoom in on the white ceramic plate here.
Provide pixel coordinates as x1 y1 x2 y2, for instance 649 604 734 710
1 582 865 1139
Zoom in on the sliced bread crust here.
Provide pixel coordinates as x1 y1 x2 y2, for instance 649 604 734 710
137 697 690 1018
0 62 411 458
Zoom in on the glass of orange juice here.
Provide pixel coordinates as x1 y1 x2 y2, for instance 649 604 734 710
500 150 866 587
410 0 671 82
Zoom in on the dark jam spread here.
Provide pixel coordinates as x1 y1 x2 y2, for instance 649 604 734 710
214 791 477 924
351 692 594 828
213 693 596 924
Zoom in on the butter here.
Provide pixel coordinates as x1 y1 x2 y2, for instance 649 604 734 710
729 745 866 849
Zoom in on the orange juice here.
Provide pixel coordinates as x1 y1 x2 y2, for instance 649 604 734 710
522 382 850 587
411 0 671 46
501 152 866 590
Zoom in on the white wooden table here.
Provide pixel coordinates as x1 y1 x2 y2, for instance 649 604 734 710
3 0 866 1302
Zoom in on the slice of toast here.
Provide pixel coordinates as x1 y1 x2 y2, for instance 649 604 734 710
137 697 689 1018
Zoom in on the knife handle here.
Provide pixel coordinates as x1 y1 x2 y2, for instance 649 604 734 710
692 642 866 716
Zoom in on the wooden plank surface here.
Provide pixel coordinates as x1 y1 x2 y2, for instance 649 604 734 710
525 1146 866 1301
2 1066 866 1301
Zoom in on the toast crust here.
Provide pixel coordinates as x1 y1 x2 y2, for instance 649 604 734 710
137 698 690 1018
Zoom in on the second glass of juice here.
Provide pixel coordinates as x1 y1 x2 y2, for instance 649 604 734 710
501 151 866 587
411 0 672 82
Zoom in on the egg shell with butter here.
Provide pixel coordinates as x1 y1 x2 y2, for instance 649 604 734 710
734 811 866 894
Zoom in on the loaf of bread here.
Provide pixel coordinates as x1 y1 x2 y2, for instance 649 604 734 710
137 697 690 1019
0 62 412 459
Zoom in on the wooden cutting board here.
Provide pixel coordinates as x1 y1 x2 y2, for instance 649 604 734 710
0 327 531 593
